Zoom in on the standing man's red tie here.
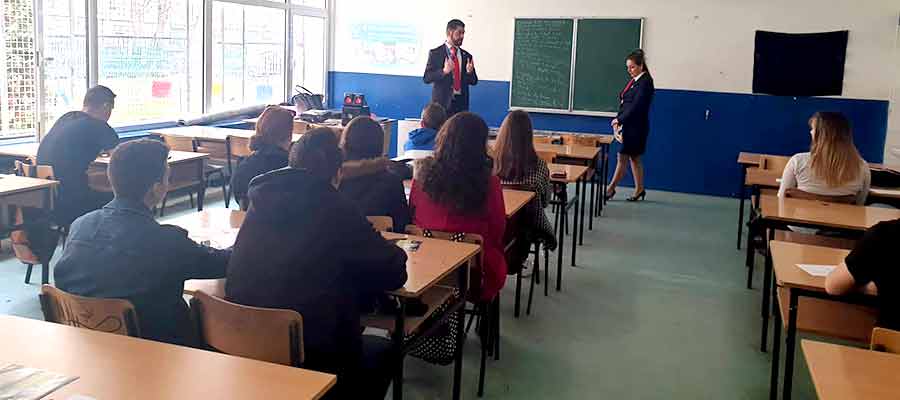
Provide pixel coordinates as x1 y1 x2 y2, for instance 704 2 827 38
451 47 462 92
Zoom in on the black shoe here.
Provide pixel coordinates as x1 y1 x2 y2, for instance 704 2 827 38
626 190 646 202
604 189 617 201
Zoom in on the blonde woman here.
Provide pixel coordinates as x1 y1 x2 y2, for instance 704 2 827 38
778 112 870 205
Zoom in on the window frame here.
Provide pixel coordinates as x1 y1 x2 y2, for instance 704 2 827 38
2 0 329 141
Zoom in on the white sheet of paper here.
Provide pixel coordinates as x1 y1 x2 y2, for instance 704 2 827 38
797 264 836 277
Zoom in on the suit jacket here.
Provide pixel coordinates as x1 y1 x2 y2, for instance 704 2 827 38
423 44 478 111
617 74 655 138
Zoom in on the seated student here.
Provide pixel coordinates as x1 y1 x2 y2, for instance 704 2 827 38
230 105 294 209
492 110 557 273
37 85 120 226
826 218 900 330
403 102 447 154
54 139 230 347
778 112 870 205
339 116 411 232
226 128 407 400
410 112 507 301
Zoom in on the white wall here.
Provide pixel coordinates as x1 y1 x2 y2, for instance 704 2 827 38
884 22 900 163
333 0 900 158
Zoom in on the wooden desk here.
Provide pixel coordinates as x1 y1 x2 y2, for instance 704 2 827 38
173 209 477 400
533 143 600 161
0 142 40 161
91 150 210 211
0 174 58 228
502 189 534 219
547 162 591 272
768 241 880 400
802 340 900 400
0 315 336 400
150 125 302 143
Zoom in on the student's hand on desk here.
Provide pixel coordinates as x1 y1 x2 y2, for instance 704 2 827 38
466 57 474 74
443 58 454 75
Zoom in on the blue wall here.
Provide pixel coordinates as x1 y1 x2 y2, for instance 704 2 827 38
330 71 890 198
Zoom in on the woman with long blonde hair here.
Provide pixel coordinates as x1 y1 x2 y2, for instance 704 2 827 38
778 112 870 204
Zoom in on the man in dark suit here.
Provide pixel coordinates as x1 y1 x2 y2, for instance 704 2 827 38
423 19 478 115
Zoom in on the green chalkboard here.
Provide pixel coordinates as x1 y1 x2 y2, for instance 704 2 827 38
572 19 643 113
510 19 574 110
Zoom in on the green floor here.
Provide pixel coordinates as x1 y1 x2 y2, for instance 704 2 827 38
0 189 826 399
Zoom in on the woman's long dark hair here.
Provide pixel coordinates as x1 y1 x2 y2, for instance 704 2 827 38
494 110 538 182
421 112 493 214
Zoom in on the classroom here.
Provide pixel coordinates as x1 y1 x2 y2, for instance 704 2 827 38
0 0 899 398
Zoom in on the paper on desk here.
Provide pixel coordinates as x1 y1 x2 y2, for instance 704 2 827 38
0 363 78 400
796 264 836 277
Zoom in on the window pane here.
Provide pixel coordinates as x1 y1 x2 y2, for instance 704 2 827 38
98 0 199 126
292 0 326 8
212 2 285 111
1 0 38 138
42 0 87 129
292 15 326 96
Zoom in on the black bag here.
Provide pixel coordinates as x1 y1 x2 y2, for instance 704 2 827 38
290 85 324 112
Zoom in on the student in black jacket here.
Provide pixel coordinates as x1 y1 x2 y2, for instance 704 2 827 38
230 105 294 209
37 85 120 226
54 139 230 347
226 128 407 400
339 116 411 232
606 49 655 202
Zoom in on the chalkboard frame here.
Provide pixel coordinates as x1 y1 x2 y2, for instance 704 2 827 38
509 17 644 117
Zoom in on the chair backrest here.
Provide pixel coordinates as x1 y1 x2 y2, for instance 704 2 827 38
870 327 900 353
227 135 253 158
190 290 304 367
784 188 857 204
760 155 791 173
39 285 141 337
161 134 197 152
195 138 230 165
536 150 556 165
560 134 600 148
366 216 394 232
404 225 485 299
15 160 55 180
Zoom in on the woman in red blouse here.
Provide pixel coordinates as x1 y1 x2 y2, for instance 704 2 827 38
410 112 507 301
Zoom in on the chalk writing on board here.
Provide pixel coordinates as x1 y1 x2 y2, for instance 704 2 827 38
511 19 573 110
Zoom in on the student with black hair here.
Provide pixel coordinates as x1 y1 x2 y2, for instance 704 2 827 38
226 128 407 400
54 139 230 347
37 85 120 226
424 19 478 115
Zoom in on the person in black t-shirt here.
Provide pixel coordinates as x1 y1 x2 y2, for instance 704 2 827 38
826 218 900 329
37 85 119 227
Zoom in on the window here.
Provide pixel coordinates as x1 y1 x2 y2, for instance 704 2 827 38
1 0 38 138
41 0 87 130
211 2 286 111
291 15 326 96
97 0 202 126
1 0 328 140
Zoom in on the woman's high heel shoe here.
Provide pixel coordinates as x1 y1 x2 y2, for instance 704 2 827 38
626 190 646 202
604 189 617 201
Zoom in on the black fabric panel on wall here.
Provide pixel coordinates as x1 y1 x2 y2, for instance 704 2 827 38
752 30 849 97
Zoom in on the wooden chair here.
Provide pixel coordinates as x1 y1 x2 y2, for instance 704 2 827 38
159 134 229 215
533 136 556 145
870 327 900 353
226 135 253 207
190 290 304 367
39 285 141 337
760 155 791 174
12 161 59 284
501 183 548 318
366 216 393 232
195 137 231 208
405 225 495 397
537 150 556 165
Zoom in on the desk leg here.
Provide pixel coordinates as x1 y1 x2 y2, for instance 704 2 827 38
556 197 565 292
769 292 782 400
601 145 609 212
452 262 469 400
197 161 207 212
760 227 774 353
588 173 595 231
737 166 747 249
571 181 579 267
392 301 406 400
782 291 799 400
579 177 586 246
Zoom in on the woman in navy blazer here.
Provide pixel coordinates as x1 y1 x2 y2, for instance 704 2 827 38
606 50 655 202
